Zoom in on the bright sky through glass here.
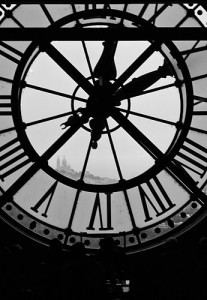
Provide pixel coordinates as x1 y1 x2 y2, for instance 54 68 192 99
21 40 179 182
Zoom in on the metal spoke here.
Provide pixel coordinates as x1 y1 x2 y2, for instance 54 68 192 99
191 73 207 82
182 40 200 61
81 41 96 85
118 107 176 126
80 138 93 181
105 121 123 180
105 121 139 233
65 138 93 236
111 108 162 160
25 111 75 127
0 127 15 135
189 126 207 135
25 82 87 103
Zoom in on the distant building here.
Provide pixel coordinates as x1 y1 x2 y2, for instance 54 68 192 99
55 156 118 184
56 155 79 176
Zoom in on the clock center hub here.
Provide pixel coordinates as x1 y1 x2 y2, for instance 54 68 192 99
87 84 114 118
86 84 115 148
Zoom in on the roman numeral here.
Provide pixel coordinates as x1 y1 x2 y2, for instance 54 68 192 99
0 96 11 115
0 41 23 64
84 4 97 10
138 176 175 222
31 181 58 217
84 4 113 10
87 193 113 230
175 138 207 177
0 137 30 180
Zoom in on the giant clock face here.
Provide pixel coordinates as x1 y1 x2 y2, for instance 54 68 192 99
1 3 207 253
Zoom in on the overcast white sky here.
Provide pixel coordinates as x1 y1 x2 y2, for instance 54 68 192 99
21 40 179 181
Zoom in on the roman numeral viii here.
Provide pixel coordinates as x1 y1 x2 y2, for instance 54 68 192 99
175 138 207 177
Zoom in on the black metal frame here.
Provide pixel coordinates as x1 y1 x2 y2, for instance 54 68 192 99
1 1 207 254
0 27 207 41
3 1 207 3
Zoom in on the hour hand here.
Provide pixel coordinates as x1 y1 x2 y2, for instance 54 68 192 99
114 59 174 101
94 41 117 83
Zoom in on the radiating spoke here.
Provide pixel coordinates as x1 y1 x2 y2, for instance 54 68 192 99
42 113 89 161
25 82 87 103
111 108 163 160
43 43 94 95
25 111 75 127
0 127 15 135
80 138 93 181
66 138 92 234
81 41 96 85
189 126 207 135
118 108 176 126
191 73 207 82
121 81 176 98
105 121 123 180
182 40 200 61
105 121 139 232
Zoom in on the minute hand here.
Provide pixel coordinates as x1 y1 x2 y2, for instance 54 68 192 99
94 41 117 81
114 60 173 101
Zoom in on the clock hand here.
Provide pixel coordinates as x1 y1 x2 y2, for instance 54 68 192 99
94 41 117 84
42 43 94 95
110 108 207 203
111 41 160 94
114 59 174 101
60 108 85 129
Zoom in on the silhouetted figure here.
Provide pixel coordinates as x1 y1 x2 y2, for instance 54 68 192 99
96 237 125 281
95 237 126 299
61 242 107 300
